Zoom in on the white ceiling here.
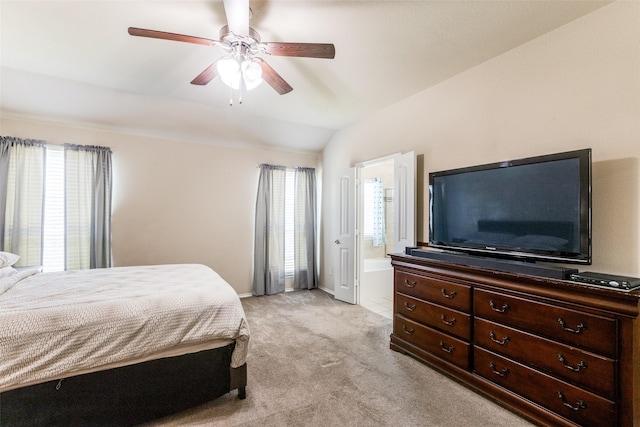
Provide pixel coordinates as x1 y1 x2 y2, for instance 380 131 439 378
0 0 610 152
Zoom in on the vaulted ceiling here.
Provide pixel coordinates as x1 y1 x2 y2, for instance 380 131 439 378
0 1 610 152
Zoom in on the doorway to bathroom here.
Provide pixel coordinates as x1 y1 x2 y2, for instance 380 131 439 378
356 152 415 318
359 158 395 318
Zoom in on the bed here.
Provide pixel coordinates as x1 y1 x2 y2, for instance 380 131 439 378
0 262 250 426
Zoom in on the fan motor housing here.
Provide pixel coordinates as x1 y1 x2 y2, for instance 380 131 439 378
219 25 261 47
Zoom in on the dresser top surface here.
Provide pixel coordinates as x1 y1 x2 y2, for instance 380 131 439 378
391 253 640 318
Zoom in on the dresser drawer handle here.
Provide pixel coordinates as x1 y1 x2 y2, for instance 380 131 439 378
402 324 415 335
489 361 509 377
404 279 417 288
439 341 454 354
557 391 587 411
557 318 587 334
557 354 588 372
489 331 510 345
440 314 456 326
488 300 509 313
403 302 416 311
441 288 457 299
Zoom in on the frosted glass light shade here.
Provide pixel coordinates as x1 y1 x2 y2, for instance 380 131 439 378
241 60 263 90
217 56 263 91
217 57 241 89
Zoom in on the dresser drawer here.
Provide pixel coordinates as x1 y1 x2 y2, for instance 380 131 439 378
395 270 471 312
396 293 471 341
394 315 470 369
475 317 616 399
474 288 617 357
474 347 617 427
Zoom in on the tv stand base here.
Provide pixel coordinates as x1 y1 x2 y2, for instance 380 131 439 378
407 249 578 279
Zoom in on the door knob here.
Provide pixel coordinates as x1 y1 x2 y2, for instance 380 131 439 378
334 239 341 244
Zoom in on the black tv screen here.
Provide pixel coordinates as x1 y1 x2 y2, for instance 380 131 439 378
429 149 592 264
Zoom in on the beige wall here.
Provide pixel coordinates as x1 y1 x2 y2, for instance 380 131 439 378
0 117 319 295
321 1 640 291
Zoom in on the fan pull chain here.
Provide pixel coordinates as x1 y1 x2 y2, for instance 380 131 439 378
228 70 248 106
228 82 246 106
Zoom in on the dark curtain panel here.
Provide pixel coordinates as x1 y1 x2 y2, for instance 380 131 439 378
293 167 318 290
252 164 287 295
64 144 113 269
0 136 46 266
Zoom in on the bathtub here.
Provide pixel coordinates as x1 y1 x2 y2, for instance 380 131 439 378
364 257 392 272
361 257 394 302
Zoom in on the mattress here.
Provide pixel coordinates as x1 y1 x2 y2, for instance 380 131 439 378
0 264 250 393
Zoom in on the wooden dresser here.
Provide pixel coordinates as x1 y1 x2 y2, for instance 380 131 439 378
390 253 640 427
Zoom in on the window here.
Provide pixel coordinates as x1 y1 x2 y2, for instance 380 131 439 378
1 137 112 271
253 164 317 295
363 179 376 238
363 178 386 246
284 169 295 276
42 145 65 272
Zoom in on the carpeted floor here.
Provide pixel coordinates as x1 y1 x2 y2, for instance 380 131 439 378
143 289 536 426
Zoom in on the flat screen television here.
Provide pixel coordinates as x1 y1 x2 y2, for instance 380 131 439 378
429 148 592 265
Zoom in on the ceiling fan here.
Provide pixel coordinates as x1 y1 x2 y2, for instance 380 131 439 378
128 0 335 103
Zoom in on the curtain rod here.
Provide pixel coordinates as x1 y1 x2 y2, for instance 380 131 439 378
257 163 315 170
47 142 113 153
2 137 112 152
1 136 112 151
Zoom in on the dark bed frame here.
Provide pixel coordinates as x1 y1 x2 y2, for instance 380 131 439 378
0 343 247 426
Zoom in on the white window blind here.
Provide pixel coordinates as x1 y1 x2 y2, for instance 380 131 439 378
363 178 386 246
284 169 295 276
42 145 65 272
363 180 374 238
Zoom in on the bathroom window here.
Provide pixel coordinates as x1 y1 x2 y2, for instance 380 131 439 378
363 178 386 247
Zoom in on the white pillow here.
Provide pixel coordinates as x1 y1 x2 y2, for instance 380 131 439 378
0 268 39 295
0 251 20 268
0 266 17 279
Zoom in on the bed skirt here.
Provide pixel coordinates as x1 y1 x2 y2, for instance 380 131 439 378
0 343 247 426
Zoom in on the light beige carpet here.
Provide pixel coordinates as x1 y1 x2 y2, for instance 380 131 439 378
143 289 536 427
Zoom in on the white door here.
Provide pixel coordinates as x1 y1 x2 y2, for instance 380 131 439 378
393 151 416 253
334 168 357 304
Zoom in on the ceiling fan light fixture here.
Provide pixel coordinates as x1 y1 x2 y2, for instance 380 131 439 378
128 0 335 101
217 54 263 91
241 59 263 90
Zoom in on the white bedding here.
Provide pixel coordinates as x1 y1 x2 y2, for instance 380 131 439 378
0 264 250 393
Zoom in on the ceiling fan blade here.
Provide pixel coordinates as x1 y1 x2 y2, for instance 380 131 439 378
191 62 219 86
223 0 249 36
257 59 293 95
128 27 218 47
262 42 335 59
